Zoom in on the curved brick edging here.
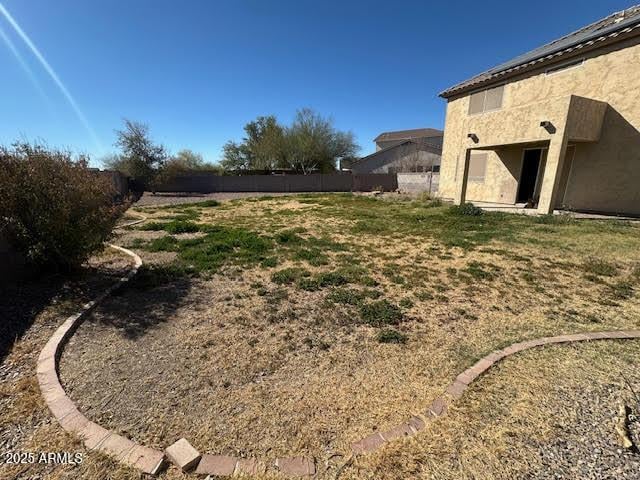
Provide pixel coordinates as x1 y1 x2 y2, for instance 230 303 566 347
36 244 167 474
351 329 640 455
37 212 640 476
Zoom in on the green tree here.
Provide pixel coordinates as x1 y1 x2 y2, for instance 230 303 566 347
158 149 221 183
221 110 357 173
104 119 168 187
221 115 286 172
284 108 358 173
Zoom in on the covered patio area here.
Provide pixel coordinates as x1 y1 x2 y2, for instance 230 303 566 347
454 95 608 214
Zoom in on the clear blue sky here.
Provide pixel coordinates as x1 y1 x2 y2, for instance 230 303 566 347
0 0 633 166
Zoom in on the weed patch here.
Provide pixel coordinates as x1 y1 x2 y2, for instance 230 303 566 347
376 328 407 344
359 300 403 326
271 267 310 285
582 258 618 277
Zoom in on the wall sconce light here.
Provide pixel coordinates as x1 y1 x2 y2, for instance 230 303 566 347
467 133 479 143
540 121 556 134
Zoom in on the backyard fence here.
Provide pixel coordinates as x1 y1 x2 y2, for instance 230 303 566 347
154 172 398 194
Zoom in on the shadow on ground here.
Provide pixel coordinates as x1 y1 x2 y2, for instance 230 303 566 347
0 267 121 364
85 266 194 339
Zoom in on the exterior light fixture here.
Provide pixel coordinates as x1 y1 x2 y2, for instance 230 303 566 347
540 121 556 133
467 133 479 143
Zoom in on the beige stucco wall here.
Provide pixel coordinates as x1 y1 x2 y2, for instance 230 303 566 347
440 36 640 215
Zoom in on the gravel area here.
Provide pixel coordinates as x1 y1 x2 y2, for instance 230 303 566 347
134 191 307 207
529 381 640 479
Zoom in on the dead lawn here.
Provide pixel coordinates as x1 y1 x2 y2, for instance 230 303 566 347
4 194 640 479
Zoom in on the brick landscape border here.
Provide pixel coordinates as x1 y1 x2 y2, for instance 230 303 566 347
36 212 640 477
350 329 640 455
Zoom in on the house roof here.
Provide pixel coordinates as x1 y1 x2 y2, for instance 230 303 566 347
440 5 640 98
374 128 443 143
351 138 441 167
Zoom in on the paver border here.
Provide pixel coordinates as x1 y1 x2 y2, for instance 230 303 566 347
36 212 640 476
350 328 640 455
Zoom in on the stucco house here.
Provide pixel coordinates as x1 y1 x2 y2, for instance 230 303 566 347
344 128 443 174
438 5 640 215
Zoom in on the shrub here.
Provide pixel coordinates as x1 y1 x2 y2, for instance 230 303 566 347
448 202 483 216
376 328 407 344
0 142 125 271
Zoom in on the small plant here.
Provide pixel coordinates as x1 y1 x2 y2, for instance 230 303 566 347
609 280 634 300
359 300 403 326
297 278 321 291
326 288 366 306
582 258 618 277
140 220 200 234
399 298 414 308
164 220 201 234
294 248 329 266
376 328 407 344
144 235 179 252
271 267 310 284
415 290 434 301
463 261 497 281
521 271 536 283
275 229 303 244
260 257 278 268
448 202 483 216
314 271 350 288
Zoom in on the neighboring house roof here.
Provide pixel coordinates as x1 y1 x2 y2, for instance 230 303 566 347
374 128 443 143
440 5 640 98
350 139 441 168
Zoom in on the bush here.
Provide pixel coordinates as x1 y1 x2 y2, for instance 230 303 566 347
448 202 483 216
0 143 125 271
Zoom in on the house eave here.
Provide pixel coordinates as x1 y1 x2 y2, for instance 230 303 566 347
440 17 640 99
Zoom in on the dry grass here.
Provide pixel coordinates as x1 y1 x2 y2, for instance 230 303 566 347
4 195 640 479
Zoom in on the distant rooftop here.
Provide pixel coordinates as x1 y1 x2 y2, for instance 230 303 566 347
374 128 443 143
441 5 640 98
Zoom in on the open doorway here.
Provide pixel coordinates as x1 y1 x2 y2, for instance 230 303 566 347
516 148 546 204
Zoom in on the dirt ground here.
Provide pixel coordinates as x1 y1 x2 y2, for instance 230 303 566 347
57 194 640 478
3 194 640 479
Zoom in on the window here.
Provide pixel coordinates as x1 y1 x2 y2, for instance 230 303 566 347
432 165 440 173
468 85 504 114
468 153 487 182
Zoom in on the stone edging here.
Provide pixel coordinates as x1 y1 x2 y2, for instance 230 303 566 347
36 243 167 475
350 329 640 455
36 213 640 476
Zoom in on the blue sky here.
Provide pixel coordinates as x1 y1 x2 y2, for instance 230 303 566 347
0 0 634 165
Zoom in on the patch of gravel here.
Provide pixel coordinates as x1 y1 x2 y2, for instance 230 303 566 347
528 381 640 479
134 191 304 207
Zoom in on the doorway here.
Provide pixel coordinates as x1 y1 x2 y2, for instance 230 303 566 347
516 149 545 204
